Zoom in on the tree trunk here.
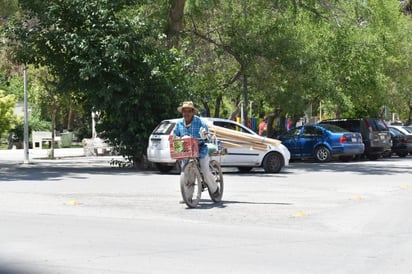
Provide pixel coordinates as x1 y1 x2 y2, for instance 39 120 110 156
67 103 74 130
166 0 185 48
267 114 275 138
404 0 412 15
50 102 57 159
214 94 222 117
201 99 210 117
279 116 286 132
290 114 301 128
266 108 282 137
7 133 13 149
335 108 341 118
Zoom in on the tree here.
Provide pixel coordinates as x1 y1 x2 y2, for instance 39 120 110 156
179 1 321 132
0 4 21 96
5 0 187 164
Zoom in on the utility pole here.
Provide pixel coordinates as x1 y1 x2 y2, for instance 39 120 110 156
239 101 244 125
319 101 322 122
242 76 248 127
23 64 29 164
242 0 248 127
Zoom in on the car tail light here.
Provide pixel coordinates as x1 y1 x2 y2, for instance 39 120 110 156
340 135 347 143
364 119 371 130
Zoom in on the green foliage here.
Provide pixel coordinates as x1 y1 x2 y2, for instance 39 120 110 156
29 111 50 131
180 0 412 123
0 89 17 135
182 0 319 119
316 0 412 118
5 0 186 163
8 117 23 143
0 0 18 17
2 75 24 100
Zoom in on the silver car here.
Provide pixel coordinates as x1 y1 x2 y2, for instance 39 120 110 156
388 126 412 155
147 117 291 173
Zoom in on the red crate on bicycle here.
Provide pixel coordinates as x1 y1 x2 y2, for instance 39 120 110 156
169 136 199 159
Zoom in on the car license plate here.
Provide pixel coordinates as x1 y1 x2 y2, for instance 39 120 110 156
352 138 357 142
380 135 385 140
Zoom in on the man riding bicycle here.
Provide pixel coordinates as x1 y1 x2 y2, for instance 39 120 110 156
174 101 220 198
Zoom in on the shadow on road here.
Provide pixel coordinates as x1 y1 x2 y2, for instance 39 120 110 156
186 199 293 210
0 264 41 274
222 200 292 206
287 157 412 175
1 157 410 182
0 162 154 182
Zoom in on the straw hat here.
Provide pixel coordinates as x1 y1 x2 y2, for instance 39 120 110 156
177 101 198 113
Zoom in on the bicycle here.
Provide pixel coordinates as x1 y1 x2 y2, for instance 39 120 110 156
169 136 224 208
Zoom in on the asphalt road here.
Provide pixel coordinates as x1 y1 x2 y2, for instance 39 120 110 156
0 157 411 274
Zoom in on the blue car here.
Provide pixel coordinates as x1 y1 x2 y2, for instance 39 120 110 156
278 124 364 162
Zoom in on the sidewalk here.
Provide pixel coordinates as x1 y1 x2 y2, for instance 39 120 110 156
0 148 85 162
0 147 127 166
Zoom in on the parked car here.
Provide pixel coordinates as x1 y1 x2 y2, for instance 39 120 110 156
383 127 410 158
318 118 391 160
147 118 291 173
389 126 412 156
277 124 364 162
389 125 412 136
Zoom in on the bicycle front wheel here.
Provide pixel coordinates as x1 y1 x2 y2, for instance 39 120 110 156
180 161 202 208
208 160 224 202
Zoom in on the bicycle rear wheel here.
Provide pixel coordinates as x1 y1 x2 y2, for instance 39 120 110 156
180 161 202 208
208 160 224 202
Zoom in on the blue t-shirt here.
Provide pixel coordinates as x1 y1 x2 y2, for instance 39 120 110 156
174 116 209 158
